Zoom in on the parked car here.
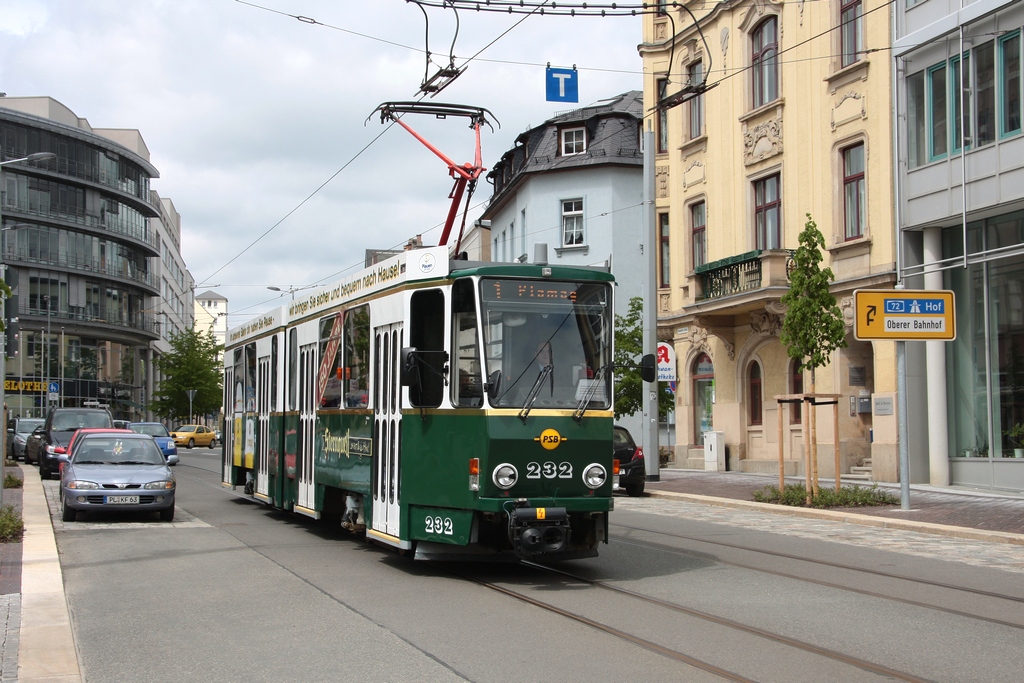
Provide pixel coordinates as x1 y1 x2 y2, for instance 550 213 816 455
30 408 114 480
7 418 44 461
112 419 131 429
170 425 217 449
59 428 135 474
613 425 646 497
57 432 176 522
129 423 179 464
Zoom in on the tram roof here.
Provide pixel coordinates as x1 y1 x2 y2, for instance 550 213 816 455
225 246 614 348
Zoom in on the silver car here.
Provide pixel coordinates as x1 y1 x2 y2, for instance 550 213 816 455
8 418 44 461
58 433 176 522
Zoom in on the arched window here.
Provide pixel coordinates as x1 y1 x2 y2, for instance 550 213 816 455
692 354 714 446
790 360 803 424
752 18 778 108
749 361 763 425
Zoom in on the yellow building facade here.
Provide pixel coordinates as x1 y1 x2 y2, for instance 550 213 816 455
641 1 898 480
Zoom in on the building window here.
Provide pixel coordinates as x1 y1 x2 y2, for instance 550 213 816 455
907 70 927 169
754 174 781 250
951 53 971 153
749 362 763 425
752 18 778 108
928 63 948 160
561 127 586 156
840 0 863 68
790 360 803 424
656 78 669 153
1000 32 1021 137
842 143 865 240
659 213 670 288
561 199 584 246
688 61 705 139
692 201 707 268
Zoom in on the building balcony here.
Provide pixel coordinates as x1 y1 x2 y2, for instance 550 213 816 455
4 246 159 294
695 249 794 302
0 198 160 255
14 299 160 340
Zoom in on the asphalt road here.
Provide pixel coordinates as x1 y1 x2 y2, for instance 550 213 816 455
51 450 1024 683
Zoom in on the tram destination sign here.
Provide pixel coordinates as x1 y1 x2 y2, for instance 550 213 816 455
853 289 956 341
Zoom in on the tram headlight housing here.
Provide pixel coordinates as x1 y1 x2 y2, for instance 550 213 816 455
492 463 518 490
582 463 607 489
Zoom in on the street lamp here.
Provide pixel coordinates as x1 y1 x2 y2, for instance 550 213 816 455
267 284 316 300
0 151 56 498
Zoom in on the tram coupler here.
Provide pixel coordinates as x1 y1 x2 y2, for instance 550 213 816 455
507 501 569 556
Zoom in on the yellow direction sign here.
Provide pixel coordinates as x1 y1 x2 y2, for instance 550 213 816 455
854 289 956 341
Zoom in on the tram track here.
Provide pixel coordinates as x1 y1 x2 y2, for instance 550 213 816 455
611 520 1024 608
437 560 937 683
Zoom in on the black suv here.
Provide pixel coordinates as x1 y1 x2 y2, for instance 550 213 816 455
31 408 114 480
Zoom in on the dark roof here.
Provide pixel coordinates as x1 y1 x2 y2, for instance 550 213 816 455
483 91 643 217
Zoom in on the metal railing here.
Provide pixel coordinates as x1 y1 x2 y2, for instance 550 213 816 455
0 198 159 250
15 299 159 336
1 144 154 206
4 247 156 288
696 250 764 300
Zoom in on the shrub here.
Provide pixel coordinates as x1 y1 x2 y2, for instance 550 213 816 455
0 504 24 542
753 483 899 508
3 473 23 489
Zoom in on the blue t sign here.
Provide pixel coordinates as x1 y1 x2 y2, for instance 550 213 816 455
546 67 578 103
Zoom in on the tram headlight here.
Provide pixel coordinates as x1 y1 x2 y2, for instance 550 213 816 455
582 463 607 489
492 463 518 490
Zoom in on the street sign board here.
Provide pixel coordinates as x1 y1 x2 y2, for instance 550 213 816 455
656 342 676 382
545 67 579 103
853 289 956 341
48 381 59 394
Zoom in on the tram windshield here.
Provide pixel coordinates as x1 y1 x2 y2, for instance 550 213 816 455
480 278 612 409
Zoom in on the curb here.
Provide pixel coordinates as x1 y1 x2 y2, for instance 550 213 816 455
17 464 82 683
645 490 1024 547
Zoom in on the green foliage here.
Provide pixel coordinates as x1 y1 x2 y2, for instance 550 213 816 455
614 297 674 420
780 214 847 373
0 504 24 542
0 279 11 333
150 328 223 422
1004 422 1024 448
3 472 23 489
753 483 899 508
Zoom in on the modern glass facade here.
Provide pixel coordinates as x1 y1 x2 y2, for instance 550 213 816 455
1 103 161 420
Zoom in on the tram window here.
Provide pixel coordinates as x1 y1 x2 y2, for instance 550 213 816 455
319 312 345 408
245 343 257 412
451 279 482 407
343 305 370 408
271 336 278 412
233 348 244 413
287 328 297 411
408 289 446 408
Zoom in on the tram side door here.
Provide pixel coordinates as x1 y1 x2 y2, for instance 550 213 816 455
295 321 319 515
255 337 272 498
223 364 234 486
371 321 402 538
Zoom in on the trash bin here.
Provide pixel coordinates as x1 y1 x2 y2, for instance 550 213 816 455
703 431 725 472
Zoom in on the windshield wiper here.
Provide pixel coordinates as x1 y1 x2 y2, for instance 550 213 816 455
73 460 107 465
573 366 606 423
117 461 152 465
518 364 553 424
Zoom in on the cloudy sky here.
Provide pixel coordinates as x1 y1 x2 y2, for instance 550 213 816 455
0 0 644 323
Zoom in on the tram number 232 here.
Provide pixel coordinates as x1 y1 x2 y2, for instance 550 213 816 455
526 462 573 479
425 516 454 536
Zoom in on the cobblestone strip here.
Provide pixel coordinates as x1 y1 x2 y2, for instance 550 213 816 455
615 496 1024 575
0 594 21 683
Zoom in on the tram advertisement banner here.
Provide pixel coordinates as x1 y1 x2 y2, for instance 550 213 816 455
233 417 243 467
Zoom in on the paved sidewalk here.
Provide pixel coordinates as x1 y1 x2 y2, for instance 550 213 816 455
647 469 1024 544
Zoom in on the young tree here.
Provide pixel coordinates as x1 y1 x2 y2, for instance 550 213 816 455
614 297 673 420
150 328 223 422
780 214 847 497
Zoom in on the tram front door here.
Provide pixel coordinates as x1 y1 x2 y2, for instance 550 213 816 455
371 321 403 540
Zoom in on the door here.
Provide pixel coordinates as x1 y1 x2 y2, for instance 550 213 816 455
693 353 714 447
372 321 403 538
255 338 272 498
222 364 234 486
297 340 318 513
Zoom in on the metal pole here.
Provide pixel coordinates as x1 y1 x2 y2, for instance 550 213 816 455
897 339 910 510
46 295 51 414
642 128 659 481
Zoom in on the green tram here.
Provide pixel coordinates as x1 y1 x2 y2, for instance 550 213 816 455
222 245 653 561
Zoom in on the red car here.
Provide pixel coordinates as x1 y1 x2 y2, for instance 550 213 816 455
56 428 133 474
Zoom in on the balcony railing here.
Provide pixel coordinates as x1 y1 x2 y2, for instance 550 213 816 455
4 247 156 289
695 249 795 302
0 198 160 251
1 144 154 206
15 300 159 337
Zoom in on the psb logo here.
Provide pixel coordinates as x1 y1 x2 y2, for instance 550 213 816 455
418 253 436 274
535 428 567 451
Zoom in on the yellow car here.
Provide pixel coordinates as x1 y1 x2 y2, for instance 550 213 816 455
170 425 217 449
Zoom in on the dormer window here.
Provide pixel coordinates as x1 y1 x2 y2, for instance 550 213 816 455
560 127 586 156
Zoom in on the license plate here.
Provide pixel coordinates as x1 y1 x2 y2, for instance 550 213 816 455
105 495 140 504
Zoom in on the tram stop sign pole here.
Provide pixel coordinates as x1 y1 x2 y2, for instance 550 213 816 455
853 289 956 510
